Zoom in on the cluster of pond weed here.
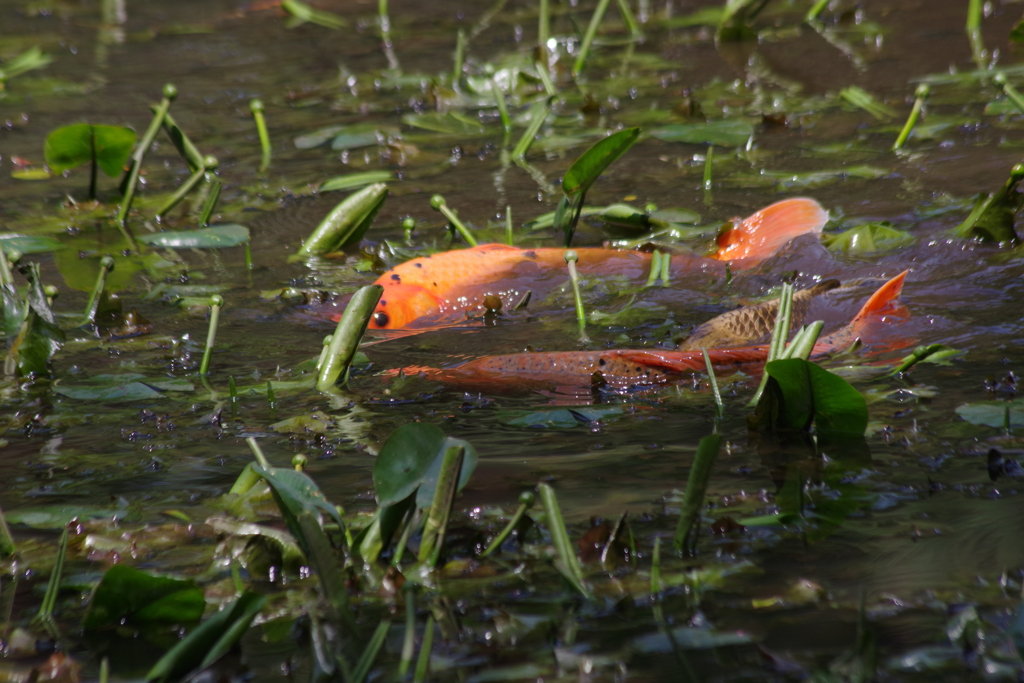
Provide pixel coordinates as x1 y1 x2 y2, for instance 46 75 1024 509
7 0 1024 681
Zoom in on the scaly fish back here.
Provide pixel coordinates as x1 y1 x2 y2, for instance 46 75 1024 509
713 197 828 263
678 279 841 351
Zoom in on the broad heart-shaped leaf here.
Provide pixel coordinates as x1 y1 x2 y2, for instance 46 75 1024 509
415 436 478 509
83 564 205 630
44 123 136 177
756 358 868 436
562 127 640 197
373 423 447 506
956 400 1024 428
138 224 250 249
650 120 754 146
822 222 915 254
146 592 266 683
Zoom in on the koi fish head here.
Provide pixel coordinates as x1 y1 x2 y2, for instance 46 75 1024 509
367 284 441 329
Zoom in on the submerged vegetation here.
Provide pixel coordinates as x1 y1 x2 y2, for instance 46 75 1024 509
3 0 1024 681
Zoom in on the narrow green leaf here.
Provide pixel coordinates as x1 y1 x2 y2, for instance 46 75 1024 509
562 127 640 197
320 170 394 192
650 120 753 146
673 434 722 551
298 183 389 256
138 225 250 249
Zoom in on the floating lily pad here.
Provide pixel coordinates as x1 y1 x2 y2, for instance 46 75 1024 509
505 406 623 428
138 224 249 249
956 400 1024 428
44 123 136 177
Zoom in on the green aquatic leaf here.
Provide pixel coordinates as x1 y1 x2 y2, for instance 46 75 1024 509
649 207 701 225
402 111 485 135
319 170 394 192
661 6 726 28
11 168 51 180
138 224 249 249
0 234 63 255
504 407 623 428
822 222 915 254
13 261 64 378
281 0 347 28
373 423 477 508
839 86 897 120
6 504 134 529
54 382 165 400
562 128 641 197
955 400 1024 428
83 564 205 629
297 183 388 256
44 123 136 178
0 46 52 82
145 592 266 683
953 168 1024 243
650 120 754 146
755 358 868 436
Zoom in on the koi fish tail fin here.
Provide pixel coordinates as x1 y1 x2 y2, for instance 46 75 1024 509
851 270 909 327
814 270 909 354
714 197 829 265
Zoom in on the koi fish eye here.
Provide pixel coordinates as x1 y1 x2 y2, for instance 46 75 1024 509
373 311 390 327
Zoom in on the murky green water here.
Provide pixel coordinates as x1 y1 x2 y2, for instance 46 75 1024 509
4 0 1024 680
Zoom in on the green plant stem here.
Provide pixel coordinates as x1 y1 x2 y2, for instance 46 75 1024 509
430 195 478 246
118 84 176 240
512 99 550 159
805 0 829 22
157 110 205 172
198 177 222 226
480 491 535 557
452 29 466 85
80 256 115 326
658 250 670 284
505 205 514 245
650 536 662 595
644 251 662 287
99 658 109 683
249 99 271 173
0 503 15 559
672 434 723 553
889 343 949 376
573 0 613 77
616 0 642 38
779 320 823 360
266 380 276 411
995 73 1024 115
491 78 512 139
317 285 383 390
37 527 69 622
564 250 589 342
536 59 557 96
413 616 434 683
399 585 417 678
703 145 714 190
419 444 465 566
156 165 206 219
702 348 724 419
749 283 793 405
893 84 930 150
538 0 550 54
199 294 223 376
246 437 271 469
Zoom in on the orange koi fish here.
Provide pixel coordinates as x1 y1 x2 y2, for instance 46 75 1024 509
407 271 908 393
333 197 828 330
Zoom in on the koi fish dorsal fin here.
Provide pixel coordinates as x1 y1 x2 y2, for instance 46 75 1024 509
714 197 828 264
853 270 908 322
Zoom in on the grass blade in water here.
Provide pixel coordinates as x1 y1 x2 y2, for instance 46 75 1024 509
317 284 383 391
320 170 393 193
414 616 435 683
673 434 722 553
399 585 416 677
893 84 930 150
538 483 592 599
348 620 390 683
702 348 724 419
37 527 69 622
512 99 550 159
780 321 823 360
298 183 389 257
572 0 613 77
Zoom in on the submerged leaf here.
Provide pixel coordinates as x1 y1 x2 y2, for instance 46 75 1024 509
138 224 249 249
319 170 393 192
955 400 1024 428
0 234 64 255
84 565 205 629
650 120 754 146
